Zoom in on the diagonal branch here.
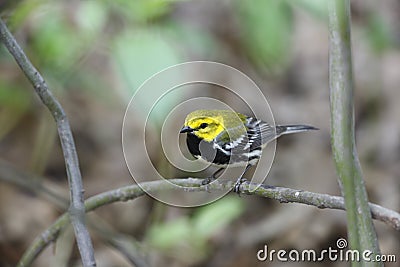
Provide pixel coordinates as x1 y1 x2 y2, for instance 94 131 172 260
17 178 400 267
0 18 96 267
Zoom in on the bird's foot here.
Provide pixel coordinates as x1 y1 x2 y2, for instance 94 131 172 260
201 176 215 185
233 177 247 195
201 176 216 193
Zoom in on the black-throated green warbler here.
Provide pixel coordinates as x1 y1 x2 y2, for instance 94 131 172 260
180 109 317 192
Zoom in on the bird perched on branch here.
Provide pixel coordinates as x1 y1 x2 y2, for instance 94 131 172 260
180 109 317 193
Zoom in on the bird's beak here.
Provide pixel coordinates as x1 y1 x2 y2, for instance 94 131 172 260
180 126 193 133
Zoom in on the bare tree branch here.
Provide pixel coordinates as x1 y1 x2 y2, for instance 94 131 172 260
0 18 96 267
17 178 400 267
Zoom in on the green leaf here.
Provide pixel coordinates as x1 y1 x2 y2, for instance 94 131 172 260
112 28 182 124
147 217 192 249
0 83 31 139
75 1 107 35
235 0 293 70
30 5 83 69
8 0 46 26
365 14 392 53
145 197 243 262
193 196 244 237
108 0 173 23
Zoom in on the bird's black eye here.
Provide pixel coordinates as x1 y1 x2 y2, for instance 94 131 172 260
199 123 208 129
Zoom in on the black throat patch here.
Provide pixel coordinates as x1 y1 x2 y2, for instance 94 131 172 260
186 133 231 165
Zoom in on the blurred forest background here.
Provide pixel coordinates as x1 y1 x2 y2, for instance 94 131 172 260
0 0 399 266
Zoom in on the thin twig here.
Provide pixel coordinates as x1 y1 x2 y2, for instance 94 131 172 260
17 178 400 267
0 18 96 267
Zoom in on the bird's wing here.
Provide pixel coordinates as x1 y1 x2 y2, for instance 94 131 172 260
215 125 249 152
215 116 278 152
245 118 277 150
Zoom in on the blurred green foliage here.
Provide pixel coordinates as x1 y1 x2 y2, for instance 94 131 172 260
0 1 398 264
146 196 244 263
235 0 293 70
365 14 393 53
1 0 396 197
110 0 175 23
112 28 182 123
0 83 31 139
291 0 328 19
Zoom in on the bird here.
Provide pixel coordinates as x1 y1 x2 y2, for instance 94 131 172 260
179 109 318 193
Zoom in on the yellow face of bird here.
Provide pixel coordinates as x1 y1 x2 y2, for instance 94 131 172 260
181 110 248 142
184 116 225 142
